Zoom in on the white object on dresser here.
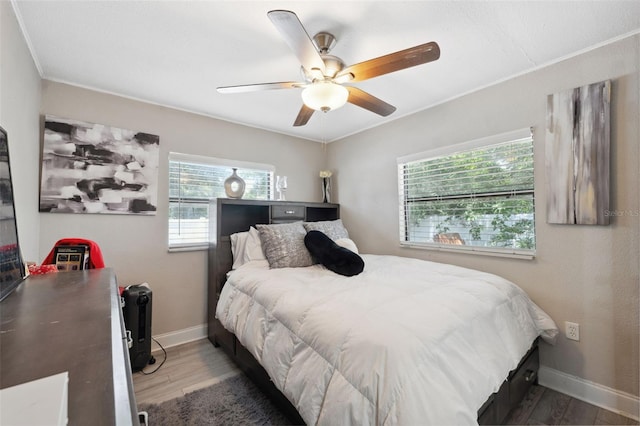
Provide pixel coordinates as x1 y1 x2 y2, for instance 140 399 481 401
0 371 69 425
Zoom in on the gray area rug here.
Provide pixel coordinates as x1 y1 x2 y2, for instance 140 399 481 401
139 374 295 425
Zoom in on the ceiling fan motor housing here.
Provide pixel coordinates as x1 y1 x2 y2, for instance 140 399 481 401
301 54 345 81
313 32 336 53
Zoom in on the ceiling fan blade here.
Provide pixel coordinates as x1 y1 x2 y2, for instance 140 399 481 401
346 86 396 117
293 104 315 127
268 10 326 74
337 42 440 82
217 81 304 94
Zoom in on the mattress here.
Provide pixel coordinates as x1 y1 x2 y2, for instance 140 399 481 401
216 254 558 425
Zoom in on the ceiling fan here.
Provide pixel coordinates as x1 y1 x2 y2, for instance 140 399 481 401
217 10 440 127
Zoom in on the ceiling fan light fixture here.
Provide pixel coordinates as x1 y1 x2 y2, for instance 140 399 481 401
301 81 349 112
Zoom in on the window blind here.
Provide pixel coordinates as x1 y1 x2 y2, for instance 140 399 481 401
397 129 535 257
168 153 273 250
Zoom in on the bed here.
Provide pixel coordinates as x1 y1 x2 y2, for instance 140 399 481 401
207 199 558 425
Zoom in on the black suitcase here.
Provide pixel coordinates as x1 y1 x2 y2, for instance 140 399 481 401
122 285 154 371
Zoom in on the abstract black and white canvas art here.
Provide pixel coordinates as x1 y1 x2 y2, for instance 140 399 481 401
40 115 159 215
545 80 610 225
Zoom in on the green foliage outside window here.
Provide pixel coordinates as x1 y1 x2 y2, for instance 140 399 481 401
402 139 535 251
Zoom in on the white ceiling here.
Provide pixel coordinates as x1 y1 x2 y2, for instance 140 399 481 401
12 1 640 142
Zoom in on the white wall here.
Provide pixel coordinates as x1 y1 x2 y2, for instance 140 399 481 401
328 34 639 398
39 81 328 335
0 1 41 261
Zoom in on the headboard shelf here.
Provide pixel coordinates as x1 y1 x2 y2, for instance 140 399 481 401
211 199 339 238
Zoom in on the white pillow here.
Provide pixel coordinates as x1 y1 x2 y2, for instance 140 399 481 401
230 226 266 269
335 238 359 254
230 231 249 269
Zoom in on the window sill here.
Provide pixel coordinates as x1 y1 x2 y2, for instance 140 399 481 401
400 242 535 260
168 245 208 253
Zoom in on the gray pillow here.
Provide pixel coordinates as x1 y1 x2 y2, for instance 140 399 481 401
303 219 349 241
256 222 314 269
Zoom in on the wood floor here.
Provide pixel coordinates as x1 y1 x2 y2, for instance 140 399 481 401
132 338 241 405
504 385 638 425
133 339 638 425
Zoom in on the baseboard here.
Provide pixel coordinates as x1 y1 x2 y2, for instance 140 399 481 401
539 366 639 421
150 323 208 351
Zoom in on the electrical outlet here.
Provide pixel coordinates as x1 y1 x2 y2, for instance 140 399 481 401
565 321 580 341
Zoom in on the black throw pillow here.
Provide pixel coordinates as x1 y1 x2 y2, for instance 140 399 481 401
304 230 364 277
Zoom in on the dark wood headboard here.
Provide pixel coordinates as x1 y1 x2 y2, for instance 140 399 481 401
207 198 339 347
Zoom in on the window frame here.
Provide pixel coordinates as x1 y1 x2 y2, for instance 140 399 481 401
168 152 274 251
397 128 536 259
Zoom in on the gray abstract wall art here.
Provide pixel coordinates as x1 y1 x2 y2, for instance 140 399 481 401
40 115 159 215
545 80 611 225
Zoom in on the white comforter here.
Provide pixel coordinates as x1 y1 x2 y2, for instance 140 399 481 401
216 255 557 425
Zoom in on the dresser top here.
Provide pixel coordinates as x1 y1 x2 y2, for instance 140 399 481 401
0 268 136 425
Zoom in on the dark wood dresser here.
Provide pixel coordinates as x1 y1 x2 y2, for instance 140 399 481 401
0 268 139 425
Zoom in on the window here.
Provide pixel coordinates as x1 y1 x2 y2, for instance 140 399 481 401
397 128 535 258
168 152 273 250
